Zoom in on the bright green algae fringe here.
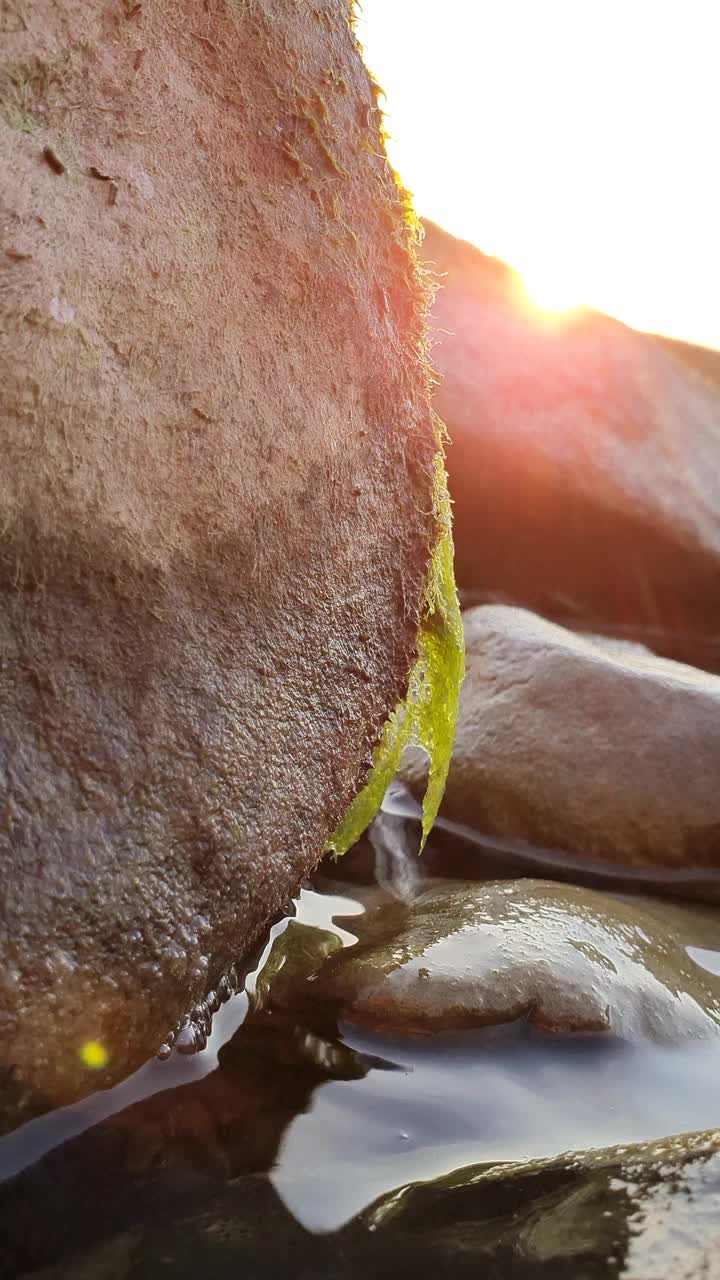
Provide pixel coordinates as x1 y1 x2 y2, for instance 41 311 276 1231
326 452 465 857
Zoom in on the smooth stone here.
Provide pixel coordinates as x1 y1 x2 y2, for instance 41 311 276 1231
421 219 720 672
258 879 720 1043
401 605 720 874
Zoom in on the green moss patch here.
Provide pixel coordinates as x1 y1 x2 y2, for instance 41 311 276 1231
326 450 464 857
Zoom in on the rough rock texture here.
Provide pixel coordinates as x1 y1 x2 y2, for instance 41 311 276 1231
401 606 720 874
257 879 720 1042
0 0 439 1110
421 220 720 671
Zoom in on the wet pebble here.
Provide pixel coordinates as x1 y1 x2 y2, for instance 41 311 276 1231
258 880 720 1044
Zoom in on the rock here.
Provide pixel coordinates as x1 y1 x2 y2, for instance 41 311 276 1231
421 219 720 672
257 879 720 1042
359 1130 720 1280
6 1095 719 1278
0 1 440 1111
401 606 720 875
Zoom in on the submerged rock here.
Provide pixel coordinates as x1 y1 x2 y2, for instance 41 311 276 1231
0 0 441 1113
421 219 720 672
8 1111 720 1278
361 1129 720 1280
401 606 720 875
258 880 720 1042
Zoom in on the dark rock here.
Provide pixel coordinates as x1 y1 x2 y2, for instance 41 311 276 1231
358 1129 720 1280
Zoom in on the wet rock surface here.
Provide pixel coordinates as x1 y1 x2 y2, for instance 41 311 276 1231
360 1130 720 1280
421 219 720 672
401 606 720 877
257 880 720 1041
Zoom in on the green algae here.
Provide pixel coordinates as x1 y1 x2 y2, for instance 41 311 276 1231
326 450 464 857
321 10 464 859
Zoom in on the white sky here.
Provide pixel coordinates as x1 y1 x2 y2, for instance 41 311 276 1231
356 0 720 348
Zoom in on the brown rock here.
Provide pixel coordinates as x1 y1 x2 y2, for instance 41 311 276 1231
0 1 439 1110
421 220 720 671
260 879 720 1042
401 606 720 873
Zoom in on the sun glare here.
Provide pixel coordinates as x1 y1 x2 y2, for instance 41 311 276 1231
356 0 720 351
520 264 583 316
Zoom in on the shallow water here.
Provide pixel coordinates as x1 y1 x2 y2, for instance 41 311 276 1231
275 1022 720 1231
2 867 720 1276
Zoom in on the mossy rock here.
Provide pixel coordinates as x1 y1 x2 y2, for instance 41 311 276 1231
0 0 459 1113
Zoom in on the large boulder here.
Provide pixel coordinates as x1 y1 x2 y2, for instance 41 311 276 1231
401 606 720 876
0 1 441 1110
421 220 720 671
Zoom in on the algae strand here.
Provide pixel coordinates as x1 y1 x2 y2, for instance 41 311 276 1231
326 450 464 857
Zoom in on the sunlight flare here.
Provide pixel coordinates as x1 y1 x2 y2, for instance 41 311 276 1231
520 262 584 315
356 0 720 350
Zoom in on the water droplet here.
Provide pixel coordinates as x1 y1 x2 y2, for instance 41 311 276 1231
175 1025 198 1054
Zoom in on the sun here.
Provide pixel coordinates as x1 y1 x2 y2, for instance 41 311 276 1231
520 261 584 316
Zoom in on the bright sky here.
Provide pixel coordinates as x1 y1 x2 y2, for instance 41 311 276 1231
356 0 720 349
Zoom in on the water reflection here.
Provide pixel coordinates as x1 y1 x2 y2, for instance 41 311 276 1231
0 1003 371 1273
2 875 720 1276
274 1024 720 1231
2 1003 718 1278
0 892 360 1183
